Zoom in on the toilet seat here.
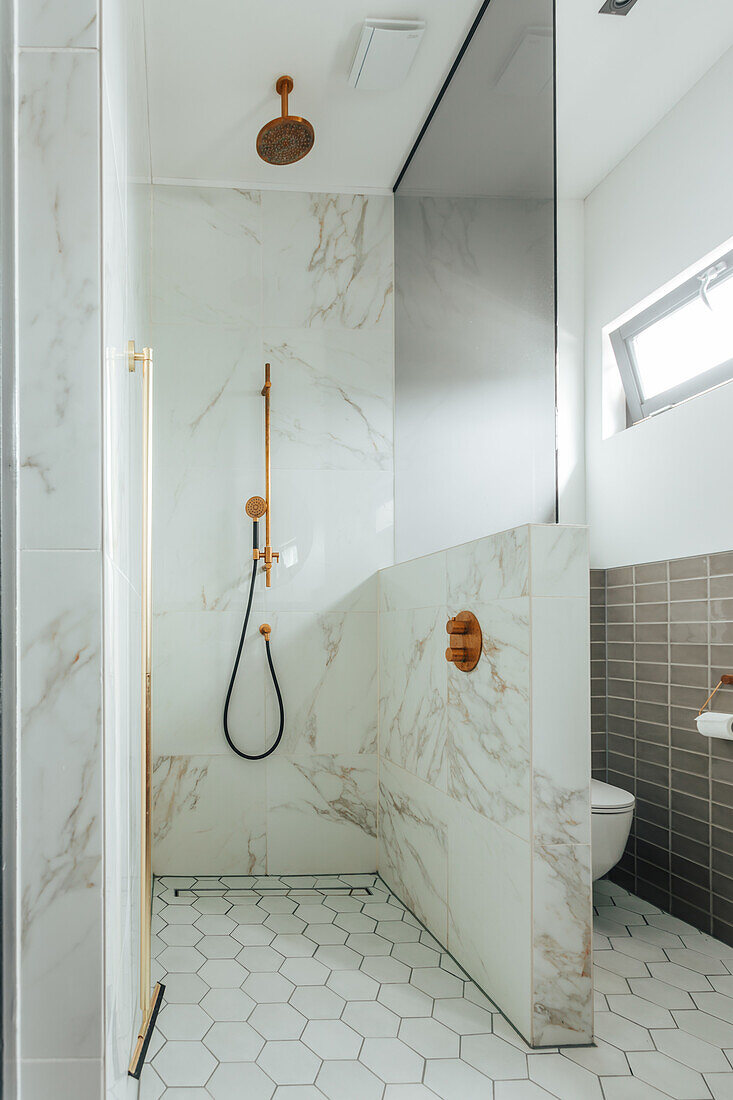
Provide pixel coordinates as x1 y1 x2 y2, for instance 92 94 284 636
592 778 635 815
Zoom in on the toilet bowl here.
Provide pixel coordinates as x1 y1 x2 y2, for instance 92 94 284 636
591 778 635 880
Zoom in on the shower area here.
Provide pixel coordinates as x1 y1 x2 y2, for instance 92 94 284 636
11 0 591 1095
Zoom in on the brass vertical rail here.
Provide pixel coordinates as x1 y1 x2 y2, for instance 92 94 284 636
127 341 164 1078
261 363 278 586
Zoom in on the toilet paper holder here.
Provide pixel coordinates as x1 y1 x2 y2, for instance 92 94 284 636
698 674 733 716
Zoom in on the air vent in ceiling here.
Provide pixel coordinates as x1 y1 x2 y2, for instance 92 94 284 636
348 19 426 91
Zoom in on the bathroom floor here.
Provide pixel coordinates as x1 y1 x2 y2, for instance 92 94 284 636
142 873 733 1099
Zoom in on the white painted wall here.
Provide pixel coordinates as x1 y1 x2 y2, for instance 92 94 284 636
584 47 733 568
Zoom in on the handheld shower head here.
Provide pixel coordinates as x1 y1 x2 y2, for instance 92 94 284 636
246 496 267 520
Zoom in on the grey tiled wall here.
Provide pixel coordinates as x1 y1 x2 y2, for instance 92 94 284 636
592 551 733 945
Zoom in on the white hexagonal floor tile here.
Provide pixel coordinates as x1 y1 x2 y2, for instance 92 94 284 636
207 1062 275 1100
237 945 286 972
346 933 392 957
392 942 440 968
290 985 346 1020
160 905 199 926
410 968 463 999
259 897 298 914
399 1017 459 1059
203 1020 265 1061
198 959 249 988
162 973 210 1004
433 996 494 1034
280 957 330 986
303 924 348 946
228 905 267 925
265 914 307 935
359 1038 425 1083
157 1004 212 1041
296 904 336 925
196 936 241 959
334 913 377 934
200 987 256 1022
327 970 380 1001
377 983 433 1018
193 897 232 915
317 1059 384 1100
272 935 318 958
153 1040 217 1087
243 972 296 1004
250 1003 308 1040
424 1057 494 1099
302 1019 363 1060
195 914 236 936
233 923 277 947
363 903 404 922
159 924 204 947
314 944 362 970
343 1000 400 1038
377 921 421 944
158 946 206 974
462 1034 528 1079
361 956 411 984
257 1039 322 1085
271 1088 323 1099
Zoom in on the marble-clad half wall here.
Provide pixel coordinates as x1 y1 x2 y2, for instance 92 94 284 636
377 524 592 1047
150 185 393 875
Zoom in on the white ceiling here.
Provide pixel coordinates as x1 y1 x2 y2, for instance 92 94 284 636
142 0 481 193
557 0 733 199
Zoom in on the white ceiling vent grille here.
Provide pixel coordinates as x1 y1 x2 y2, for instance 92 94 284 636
349 19 426 91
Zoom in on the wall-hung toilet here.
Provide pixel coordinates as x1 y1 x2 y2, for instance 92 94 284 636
591 778 635 880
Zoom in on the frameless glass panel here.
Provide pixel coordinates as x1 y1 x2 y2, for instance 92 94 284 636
631 273 733 400
393 0 556 560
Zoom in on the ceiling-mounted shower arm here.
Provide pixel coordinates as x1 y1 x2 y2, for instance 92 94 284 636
261 362 279 587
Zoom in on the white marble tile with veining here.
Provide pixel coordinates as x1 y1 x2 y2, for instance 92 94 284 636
447 598 531 839
380 607 447 789
262 191 393 331
379 551 446 612
18 0 97 47
264 328 393 472
267 755 377 874
19 550 103 1060
447 801 533 1042
153 609 268 757
153 321 264 474
532 843 593 1046
152 755 267 875
531 598 591 846
529 525 589 599
264 612 377 756
447 527 530 606
18 51 101 550
152 185 261 326
378 761 449 941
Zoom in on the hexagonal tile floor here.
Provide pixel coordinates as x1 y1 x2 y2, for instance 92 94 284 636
140 873 733 1098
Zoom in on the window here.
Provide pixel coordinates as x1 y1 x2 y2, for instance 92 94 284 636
610 245 733 423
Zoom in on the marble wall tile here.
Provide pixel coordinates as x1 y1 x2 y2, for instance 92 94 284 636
378 761 449 940
153 463 267 613
447 803 533 1041
531 597 591 846
379 551 446 612
532 843 593 1046
153 609 267 757
267 470 394 614
380 607 447 789
18 51 101 550
262 191 393 331
264 328 393 472
19 550 102 1060
153 321 264 475
530 525 589 598
152 186 262 326
264 612 377 756
447 598 531 839
267 755 378 875
447 526 529 606
153 755 267 875
18 0 98 48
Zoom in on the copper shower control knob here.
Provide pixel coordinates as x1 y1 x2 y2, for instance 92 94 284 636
445 611 482 672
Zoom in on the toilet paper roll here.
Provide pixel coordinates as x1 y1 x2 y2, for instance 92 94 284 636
696 711 733 739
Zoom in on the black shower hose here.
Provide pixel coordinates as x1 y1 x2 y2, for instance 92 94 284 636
223 556 284 760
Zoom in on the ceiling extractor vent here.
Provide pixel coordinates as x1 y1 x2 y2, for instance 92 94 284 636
599 0 640 14
348 19 426 90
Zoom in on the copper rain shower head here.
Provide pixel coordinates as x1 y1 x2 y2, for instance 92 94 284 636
256 75 315 165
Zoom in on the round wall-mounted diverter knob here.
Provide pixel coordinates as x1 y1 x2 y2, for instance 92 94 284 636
445 611 482 672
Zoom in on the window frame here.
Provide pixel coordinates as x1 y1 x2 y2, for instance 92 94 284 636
610 246 733 423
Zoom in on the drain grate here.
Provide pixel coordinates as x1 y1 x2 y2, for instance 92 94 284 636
173 885 374 899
